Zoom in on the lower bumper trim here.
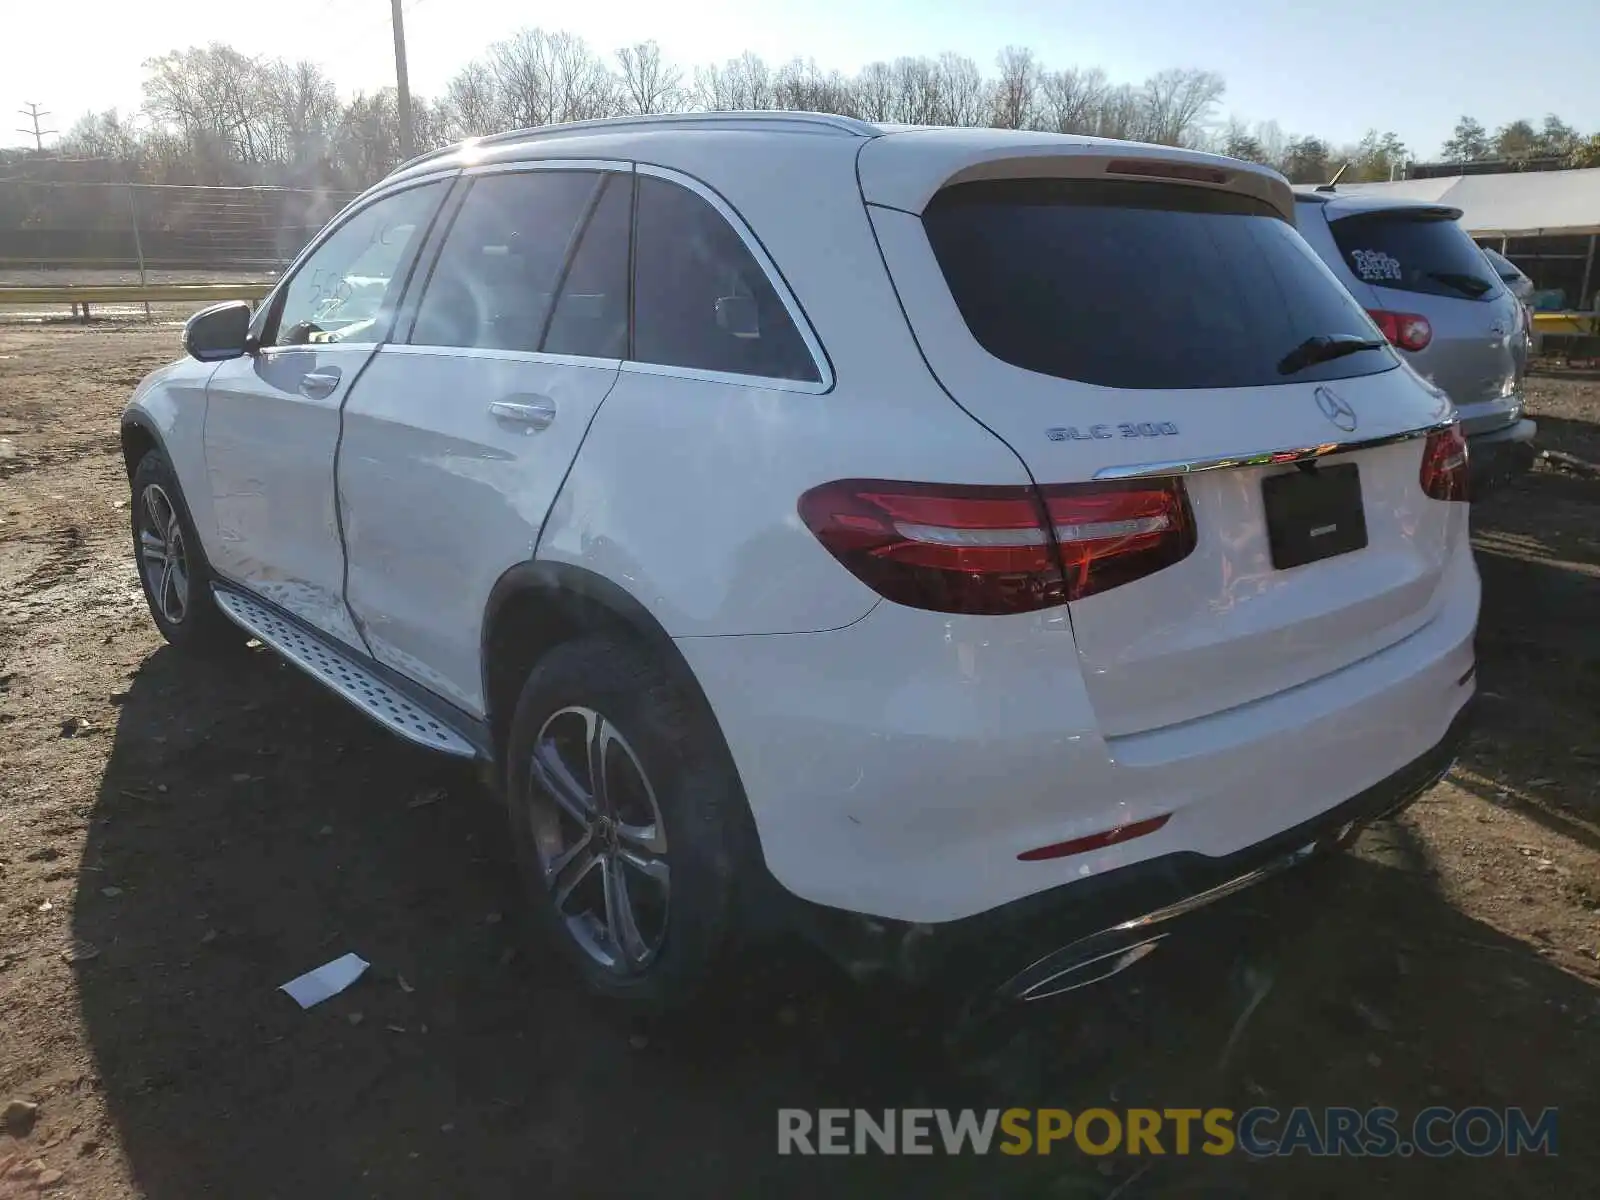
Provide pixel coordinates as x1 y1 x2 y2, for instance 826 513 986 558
792 700 1473 999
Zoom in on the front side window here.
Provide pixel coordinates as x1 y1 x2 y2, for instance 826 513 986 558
410 170 600 352
631 175 819 383
268 182 444 347
923 178 1397 390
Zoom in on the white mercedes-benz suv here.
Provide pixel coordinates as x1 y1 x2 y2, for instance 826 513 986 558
122 113 1478 1009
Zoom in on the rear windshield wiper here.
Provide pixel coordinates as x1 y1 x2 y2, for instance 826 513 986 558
1426 271 1493 299
1276 334 1388 376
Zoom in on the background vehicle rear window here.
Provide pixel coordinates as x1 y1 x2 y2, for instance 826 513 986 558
922 179 1397 391
1329 210 1501 301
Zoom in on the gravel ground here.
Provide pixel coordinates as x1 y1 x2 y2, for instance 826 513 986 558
2 322 1598 1198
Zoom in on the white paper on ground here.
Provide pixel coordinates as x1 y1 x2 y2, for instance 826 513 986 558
280 952 370 1009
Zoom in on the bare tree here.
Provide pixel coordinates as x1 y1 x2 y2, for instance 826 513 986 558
616 40 682 115
141 44 272 167
334 89 404 183
989 45 1040 130
695 51 775 111
772 58 857 116
852 61 896 122
261 60 339 167
441 58 502 139
1093 83 1143 140
58 110 143 160
488 28 617 128
1254 118 1287 167
1038 66 1108 134
935 53 986 127
1140 68 1225 146
889 56 943 126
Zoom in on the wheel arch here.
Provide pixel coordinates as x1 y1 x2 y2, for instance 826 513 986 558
120 411 167 479
480 561 728 770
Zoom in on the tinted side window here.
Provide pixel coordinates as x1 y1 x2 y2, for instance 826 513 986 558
1330 211 1501 301
268 182 444 347
632 176 819 383
412 171 599 352
543 173 631 359
923 179 1395 390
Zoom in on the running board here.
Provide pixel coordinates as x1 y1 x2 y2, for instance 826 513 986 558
212 586 479 759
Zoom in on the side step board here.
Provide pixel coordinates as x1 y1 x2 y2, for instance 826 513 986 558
212 585 479 759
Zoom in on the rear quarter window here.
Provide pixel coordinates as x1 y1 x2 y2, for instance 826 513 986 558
922 179 1396 391
1329 210 1501 301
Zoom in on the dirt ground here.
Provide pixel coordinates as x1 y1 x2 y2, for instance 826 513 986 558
2 320 1598 1199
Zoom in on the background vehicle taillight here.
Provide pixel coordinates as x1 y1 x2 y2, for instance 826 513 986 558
797 478 1195 615
1419 424 1469 502
1368 309 1433 352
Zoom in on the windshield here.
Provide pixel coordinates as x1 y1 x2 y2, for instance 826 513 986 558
1329 210 1502 301
922 178 1396 390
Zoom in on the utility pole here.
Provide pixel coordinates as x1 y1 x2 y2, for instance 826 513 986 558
16 103 55 152
390 0 415 160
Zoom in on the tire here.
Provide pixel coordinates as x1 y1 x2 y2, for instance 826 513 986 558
130 448 244 655
505 633 747 1008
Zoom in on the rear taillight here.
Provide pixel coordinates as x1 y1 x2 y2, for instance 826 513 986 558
797 478 1196 615
1368 309 1432 352
1420 424 1469 502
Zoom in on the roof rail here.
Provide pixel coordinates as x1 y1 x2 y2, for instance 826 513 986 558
397 110 879 173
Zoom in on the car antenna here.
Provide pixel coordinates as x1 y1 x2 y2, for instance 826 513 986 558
1315 163 1350 193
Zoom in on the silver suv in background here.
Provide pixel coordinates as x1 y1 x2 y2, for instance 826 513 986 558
1295 191 1534 489
1482 245 1536 307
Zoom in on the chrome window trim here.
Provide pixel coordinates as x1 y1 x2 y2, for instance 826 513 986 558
619 358 830 395
1092 419 1456 481
258 342 379 355
381 343 621 371
460 157 633 177
632 162 834 392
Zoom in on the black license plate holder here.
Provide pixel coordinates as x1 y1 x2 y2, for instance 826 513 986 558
1261 463 1368 569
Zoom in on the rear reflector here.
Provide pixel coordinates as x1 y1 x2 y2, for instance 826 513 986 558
1018 813 1172 862
798 478 1195 615
1419 423 1469 502
1368 309 1432 352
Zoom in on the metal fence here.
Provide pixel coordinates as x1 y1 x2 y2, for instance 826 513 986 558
0 181 359 282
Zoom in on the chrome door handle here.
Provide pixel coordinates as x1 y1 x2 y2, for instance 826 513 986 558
489 397 556 432
299 368 342 399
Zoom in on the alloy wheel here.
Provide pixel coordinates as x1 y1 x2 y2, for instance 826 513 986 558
527 705 671 974
137 483 190 625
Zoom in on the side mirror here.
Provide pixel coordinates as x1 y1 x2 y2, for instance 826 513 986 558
714 294 760 340
184 301 253 362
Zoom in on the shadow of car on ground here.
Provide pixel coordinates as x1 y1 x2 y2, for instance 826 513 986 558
67 462 1600 1198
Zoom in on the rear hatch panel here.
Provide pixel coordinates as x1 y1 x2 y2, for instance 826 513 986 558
865 152 1462 737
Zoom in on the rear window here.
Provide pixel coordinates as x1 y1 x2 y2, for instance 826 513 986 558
1329 210 1501 301
923 179 1395 391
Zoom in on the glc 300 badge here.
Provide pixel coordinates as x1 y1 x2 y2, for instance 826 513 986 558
1048 422 1180 442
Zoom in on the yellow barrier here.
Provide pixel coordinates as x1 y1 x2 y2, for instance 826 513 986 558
1530 311 1600 336
0 282 273 306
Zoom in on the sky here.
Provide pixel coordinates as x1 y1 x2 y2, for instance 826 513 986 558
5 0 1599 158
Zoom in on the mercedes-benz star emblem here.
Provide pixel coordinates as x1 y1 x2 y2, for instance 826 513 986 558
1314 386 1358 433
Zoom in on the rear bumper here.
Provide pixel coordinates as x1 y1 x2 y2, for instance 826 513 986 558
679 541 1480 925
898 702 1471 1000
